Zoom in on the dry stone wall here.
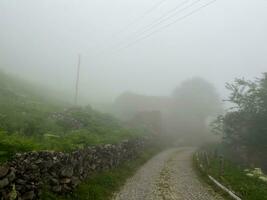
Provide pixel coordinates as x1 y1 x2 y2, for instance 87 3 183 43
0 138 146 200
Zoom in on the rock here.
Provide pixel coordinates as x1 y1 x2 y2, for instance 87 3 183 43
21 191 35 200
43 160 53 168
0 178 9 189
91 164 96 170
16 179 26 185
49 172 57 178
71 177 81 187
0 138 146 197
49 177 59 185
25 184 34 190
7 171 16 182
30 165 38 170
0 166 9 178
15 184 24 191
52 185 62 193
61 167 73 177
60 178 71 184
62 184 71 191
35 159 42 164
15 153 22 157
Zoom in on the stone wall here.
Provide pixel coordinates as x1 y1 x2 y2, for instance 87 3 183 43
0 138 146 200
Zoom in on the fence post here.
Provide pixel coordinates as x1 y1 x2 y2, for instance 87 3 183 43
214 149 218 159
219 155 224 177
205 151 210 173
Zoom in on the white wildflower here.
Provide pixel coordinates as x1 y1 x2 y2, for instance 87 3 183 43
246 173 253 177
259 176 267 183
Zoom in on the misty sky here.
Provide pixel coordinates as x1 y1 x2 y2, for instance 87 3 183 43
0 0 266 103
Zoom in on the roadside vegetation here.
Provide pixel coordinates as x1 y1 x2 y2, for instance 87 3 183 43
195 73 267 200
0 71 161 200
194 147 267 200
0 72 148 163
211 73 267 171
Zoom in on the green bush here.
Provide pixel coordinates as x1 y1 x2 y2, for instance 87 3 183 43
0 72 148 162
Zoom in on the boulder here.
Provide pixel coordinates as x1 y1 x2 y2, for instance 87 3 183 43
0 166 9 178
52 185 62 193
60 178 71 184
0 178 9 189
71 177 81 187
21 191 35 200
61 167 73 177
7 171 16 182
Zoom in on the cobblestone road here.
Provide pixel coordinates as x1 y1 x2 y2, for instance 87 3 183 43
113 148 224 200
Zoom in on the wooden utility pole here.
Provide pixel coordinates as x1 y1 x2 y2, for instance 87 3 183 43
74 54 81 105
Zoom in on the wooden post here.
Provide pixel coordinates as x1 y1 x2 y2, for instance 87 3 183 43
219 155 224 177
74 54 81 105
205 151 210 172
214 148 218 159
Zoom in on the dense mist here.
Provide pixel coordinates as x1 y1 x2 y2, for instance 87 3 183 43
1 0 266 104
1 1 267 199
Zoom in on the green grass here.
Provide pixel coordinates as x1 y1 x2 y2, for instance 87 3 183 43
0 128 142 163
0 114 146 163
209 158 267 200
192 154 230 200
195 151 267 200
0 71 148 163
41 145 162 200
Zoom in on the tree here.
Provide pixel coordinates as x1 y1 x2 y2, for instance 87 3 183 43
166 77 222 144
212 73 267 169
172 77 221 118
215 73 267 149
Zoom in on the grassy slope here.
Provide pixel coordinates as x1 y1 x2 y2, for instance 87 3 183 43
0 72 146 162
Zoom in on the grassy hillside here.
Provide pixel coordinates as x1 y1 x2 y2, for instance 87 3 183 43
0 72 145 162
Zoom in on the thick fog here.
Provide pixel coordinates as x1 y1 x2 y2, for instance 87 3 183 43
0 0 266 104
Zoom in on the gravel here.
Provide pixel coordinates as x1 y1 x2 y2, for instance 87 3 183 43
113 148 224 200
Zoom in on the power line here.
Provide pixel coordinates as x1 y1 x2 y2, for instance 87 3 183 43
113 0 169 36
74 54 81 105
92 0 197 58
113 0 217 53
91 0 169 58
131 0 202 38
98 0 204 57
112 0 191 49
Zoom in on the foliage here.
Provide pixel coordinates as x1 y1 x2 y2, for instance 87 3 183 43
0 72 146 162
0 131 42 162
0 127 141 163
212 73 267 153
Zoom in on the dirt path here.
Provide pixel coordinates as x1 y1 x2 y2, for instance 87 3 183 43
113 148 224 200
